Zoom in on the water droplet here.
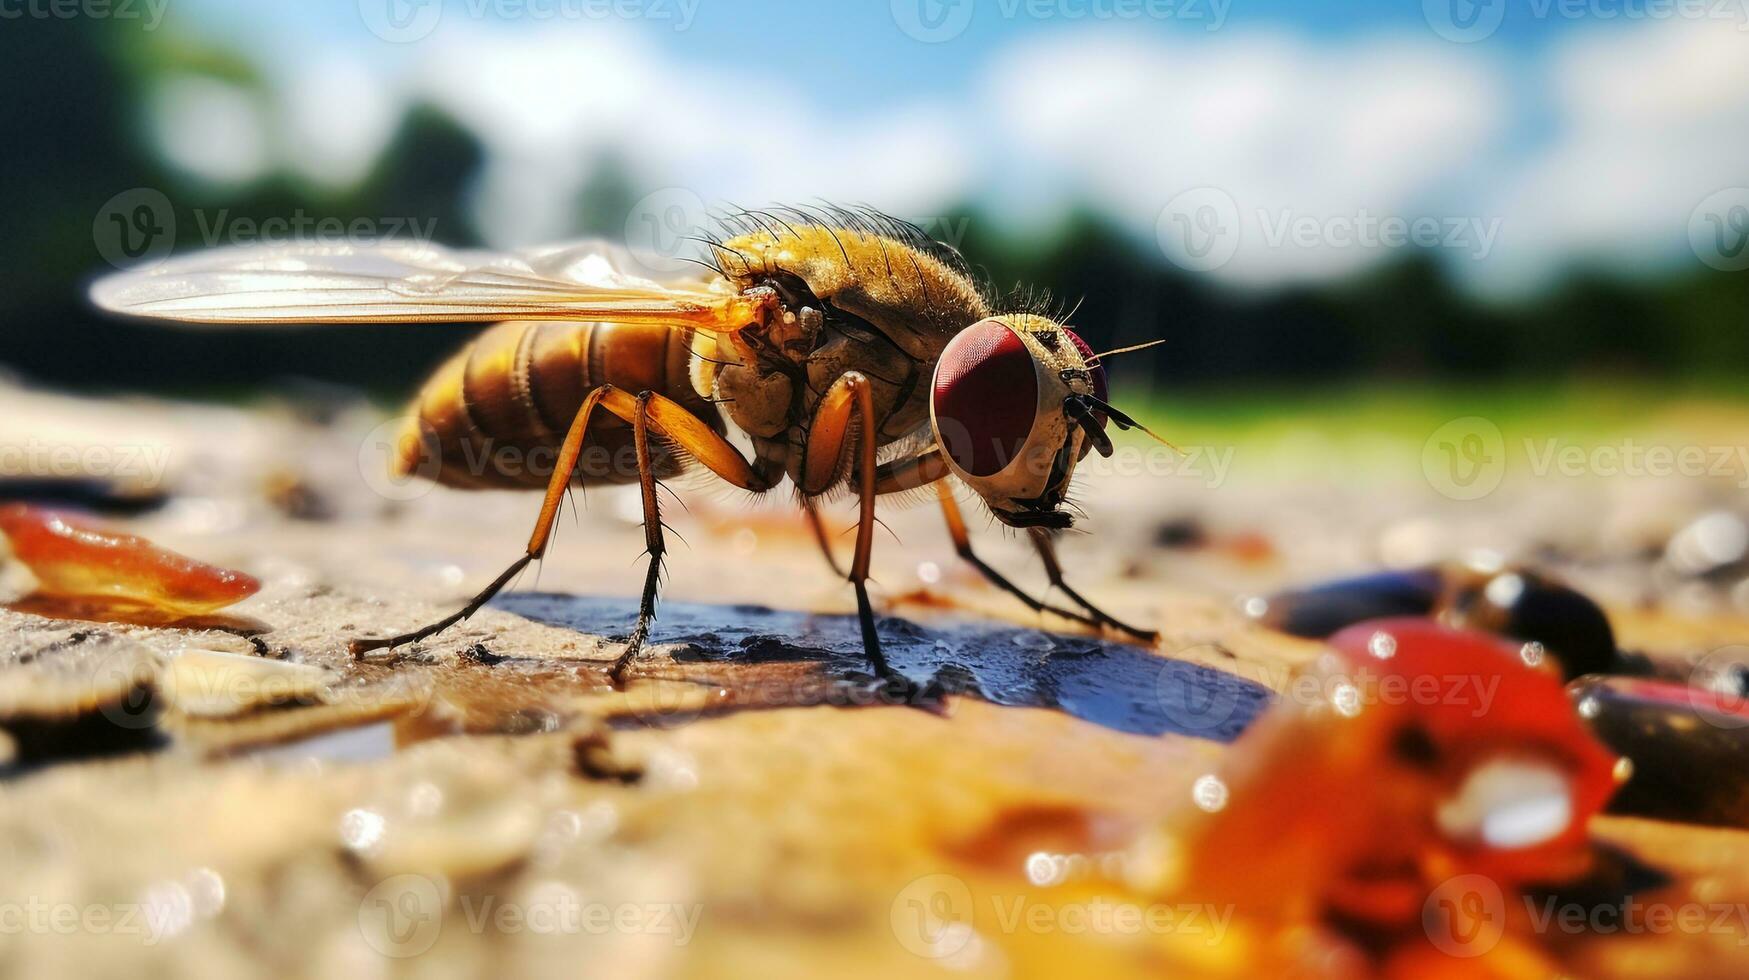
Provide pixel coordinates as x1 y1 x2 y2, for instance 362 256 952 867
1025 851 1059 886
340 807 387 853
1192 774 1229 813
1367 630 1397 660
1011 630 1055 652
1332 681 1363 718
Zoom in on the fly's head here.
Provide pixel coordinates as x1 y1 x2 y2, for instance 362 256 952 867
929 314 1124 531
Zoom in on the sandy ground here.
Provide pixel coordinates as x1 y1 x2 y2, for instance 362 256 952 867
1 380 1748 978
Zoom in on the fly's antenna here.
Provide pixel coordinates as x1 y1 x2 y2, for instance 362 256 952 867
1087 338 1167 363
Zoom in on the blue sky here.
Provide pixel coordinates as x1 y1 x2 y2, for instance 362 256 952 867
158 1 1749 295
179 0 1582 107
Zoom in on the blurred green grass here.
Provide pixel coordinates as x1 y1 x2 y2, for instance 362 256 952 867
1128 379 1749 446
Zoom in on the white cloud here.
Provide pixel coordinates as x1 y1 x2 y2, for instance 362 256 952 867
278 54 402 188
402 21 973 245
980 28 1510 285
1473 18 1749 294
148 76 272 187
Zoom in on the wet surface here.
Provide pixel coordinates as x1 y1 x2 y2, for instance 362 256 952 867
497 592 1272 741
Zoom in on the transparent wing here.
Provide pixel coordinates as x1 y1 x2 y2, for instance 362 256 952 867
89 239 758 332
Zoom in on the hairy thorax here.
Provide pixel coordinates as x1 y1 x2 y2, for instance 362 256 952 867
691 223 990 491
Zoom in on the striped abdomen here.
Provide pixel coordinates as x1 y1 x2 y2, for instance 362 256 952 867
393 320 723 490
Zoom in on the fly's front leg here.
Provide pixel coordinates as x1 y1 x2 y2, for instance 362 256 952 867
802 372 931 702
932 481 1105 633
1027 528 1158 643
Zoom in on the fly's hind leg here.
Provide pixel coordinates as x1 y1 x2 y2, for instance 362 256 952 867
352 385 770 679
1027 528 1158 643
348 383 623 658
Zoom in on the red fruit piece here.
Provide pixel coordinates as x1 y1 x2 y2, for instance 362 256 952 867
0 504 259 615
1326 618 1620 888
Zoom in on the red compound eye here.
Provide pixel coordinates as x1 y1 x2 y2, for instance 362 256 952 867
932 319 1039 477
